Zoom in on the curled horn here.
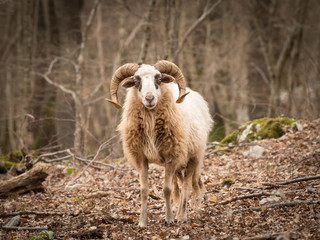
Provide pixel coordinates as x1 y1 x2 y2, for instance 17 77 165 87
154 60 189 103
105 63 140 109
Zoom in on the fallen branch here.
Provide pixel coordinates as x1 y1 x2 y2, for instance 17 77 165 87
1 226 48 231
243 231 291 240
233 200 320 214
1 215 48 231
75 156 114 170
257 175 320 190
0 211 63 218
276 175 320 185
65 137 120 188
3 215 20 227
220 192 272 205
35 135 120 170
0 164 49 198
34 149 71 164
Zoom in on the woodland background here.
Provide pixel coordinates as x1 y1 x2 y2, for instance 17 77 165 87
0 0 320 157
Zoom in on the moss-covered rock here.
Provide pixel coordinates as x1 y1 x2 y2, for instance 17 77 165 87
220 117 296 145
0 149 30 173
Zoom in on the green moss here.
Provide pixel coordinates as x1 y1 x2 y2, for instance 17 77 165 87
0 149 31 172
220 117 296 145
0 149 27 163
208 120 226 142
222 178 235 188
220 129 239 145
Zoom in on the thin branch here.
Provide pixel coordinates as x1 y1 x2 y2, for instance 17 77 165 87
125 19 145 48
84 82 105 102
34 137 124 170
74 156 116 169
84 94 108 106
39 155 73 164
275 175 320 185
251 62 269 85
233 200 320 214
33 58 77 101
220 192 272 205
275 24 298 74
243 232 293 240
172 0 222 61
0 211 63 218
65 135 121 187
34 149 71 164
78 0 101 65
1 226 48 231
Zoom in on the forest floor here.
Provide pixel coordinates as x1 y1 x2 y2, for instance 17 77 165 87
1 119 320 240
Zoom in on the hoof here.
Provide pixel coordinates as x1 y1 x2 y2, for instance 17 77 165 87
176 214 187 222
138 218 147 227
165 214 175 224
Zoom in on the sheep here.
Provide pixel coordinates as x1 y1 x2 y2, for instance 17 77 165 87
106 60 213 227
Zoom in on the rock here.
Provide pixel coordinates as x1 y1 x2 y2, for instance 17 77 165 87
65 184 82 191
221 117 296 145
243 145 265 158
259 196 282 205
239 123 254 143
293 122 303 131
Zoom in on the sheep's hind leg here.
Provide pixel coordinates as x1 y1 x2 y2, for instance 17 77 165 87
138 157 149 227
164 163 175 224
171 174 181 206
191 153 205 210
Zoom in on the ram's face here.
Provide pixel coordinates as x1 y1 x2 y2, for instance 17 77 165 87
122 64 174 110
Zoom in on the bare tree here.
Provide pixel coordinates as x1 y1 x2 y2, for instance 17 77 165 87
138 0 156 63
249 0 308 117
35 0 101 156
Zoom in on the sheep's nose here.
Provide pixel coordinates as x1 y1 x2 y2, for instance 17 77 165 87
145 93 155 103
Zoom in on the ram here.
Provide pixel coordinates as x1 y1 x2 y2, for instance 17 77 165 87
106 60 213 227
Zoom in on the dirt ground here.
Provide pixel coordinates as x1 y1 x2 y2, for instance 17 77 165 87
1 119 320 240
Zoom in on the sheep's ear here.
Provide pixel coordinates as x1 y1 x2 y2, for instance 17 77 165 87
121 77 135 88
161 73 175 83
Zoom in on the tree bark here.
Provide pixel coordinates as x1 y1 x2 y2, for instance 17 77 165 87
0 164 49 198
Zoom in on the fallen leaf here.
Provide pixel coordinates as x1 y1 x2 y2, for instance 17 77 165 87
209 196 218 202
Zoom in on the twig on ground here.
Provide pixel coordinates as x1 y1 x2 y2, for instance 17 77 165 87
1 226 48 231
242 231 292 240
233 200 320 214
220 192 272 205
65 136 119 187
0 211 63 218
275 175 320 185
34 135 123 171
234 187 262 192
256 174 320 190
34 149 71 164
75 156 116 169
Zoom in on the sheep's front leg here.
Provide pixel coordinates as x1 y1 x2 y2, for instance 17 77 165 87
138 157 148 227
176 171 192 222
164 163 175 224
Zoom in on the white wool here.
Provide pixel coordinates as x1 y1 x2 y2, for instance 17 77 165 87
168 82 213 144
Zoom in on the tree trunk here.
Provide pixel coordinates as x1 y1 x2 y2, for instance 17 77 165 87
53 0 82 150
0 164 49 198
138 0 156 63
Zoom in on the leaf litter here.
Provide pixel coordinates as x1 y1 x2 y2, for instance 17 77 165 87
1 119 320 239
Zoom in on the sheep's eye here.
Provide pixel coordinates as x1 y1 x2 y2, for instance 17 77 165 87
134 76 141 89
155 74 161 86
